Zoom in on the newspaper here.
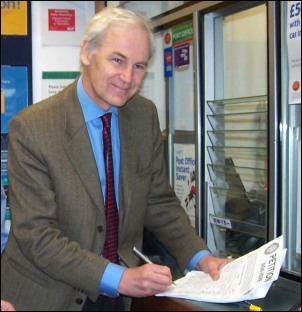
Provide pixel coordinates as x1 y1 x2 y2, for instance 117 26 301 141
156 235 286 303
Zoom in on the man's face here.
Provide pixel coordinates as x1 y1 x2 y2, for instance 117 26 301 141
81 25 150 111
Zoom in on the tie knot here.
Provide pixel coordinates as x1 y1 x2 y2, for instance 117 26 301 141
101 113 112 129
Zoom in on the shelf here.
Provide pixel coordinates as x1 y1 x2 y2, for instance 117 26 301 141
212 226 265 257
207 95 267 114
207 163 267 190
207 111 267 131
207 146 267 167
206 96 268 257
210 186 266 225
207 129 267 147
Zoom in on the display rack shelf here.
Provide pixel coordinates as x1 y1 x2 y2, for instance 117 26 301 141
207 95 268 257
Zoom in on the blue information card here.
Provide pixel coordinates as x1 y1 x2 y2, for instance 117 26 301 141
1 66 28 134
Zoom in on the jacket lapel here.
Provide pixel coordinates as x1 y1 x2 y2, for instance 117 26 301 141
118 108 136 211
64 82 105 215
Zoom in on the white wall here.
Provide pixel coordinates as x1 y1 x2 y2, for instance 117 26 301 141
31 1 95 103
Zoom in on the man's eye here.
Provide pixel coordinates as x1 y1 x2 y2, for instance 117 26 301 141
113 58 122 64
134 64 146 71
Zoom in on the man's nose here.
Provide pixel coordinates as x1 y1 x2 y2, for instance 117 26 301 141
120 66 132 83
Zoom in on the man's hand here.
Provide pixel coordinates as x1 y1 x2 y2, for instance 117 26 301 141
197 255 233 280
118 264 173 297
1 299 16 311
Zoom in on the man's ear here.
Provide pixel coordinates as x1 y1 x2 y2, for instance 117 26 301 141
80 40 90 66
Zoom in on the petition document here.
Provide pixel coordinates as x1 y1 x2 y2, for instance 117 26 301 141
157 235 286 303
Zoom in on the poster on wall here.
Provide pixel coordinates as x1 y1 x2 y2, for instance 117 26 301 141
172 21 193 46
287 1 301 104
1 131 10 234
1 1 27 35
172 22 193 69
164 47 173 78
1 65 28 216
174 43 190 68
174 143 196 227
40 1 88 46
163 29 173 78
1 134 9 187
41 71 80 100
1 66 28 134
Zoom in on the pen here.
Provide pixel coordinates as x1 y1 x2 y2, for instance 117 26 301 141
235 300 262 311
132 247 153 264
132 247 177 285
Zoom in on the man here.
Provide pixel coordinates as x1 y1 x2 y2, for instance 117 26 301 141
1 7 232 311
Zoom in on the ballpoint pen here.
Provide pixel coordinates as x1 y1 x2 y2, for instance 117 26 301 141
132 247 153 264
132 247 177 285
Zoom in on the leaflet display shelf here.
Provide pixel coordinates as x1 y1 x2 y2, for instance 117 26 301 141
212 226 265 257
207 163 267 191
207 111 267 131
207 146 267 167
207 129 267 148
207 95 267 114
210 186 266 225
206 96 268 257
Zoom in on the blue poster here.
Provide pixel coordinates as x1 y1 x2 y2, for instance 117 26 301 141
164 47 173 78
1 66 28 133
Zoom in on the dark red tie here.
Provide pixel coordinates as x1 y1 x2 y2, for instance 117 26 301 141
101 113 118 264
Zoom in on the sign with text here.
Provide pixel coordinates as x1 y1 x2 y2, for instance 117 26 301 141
174 43 190 68
287 1 301 104
42 71 80 100
48 9 75 31
174 143 196 227
1 66 28 133
1 1 27 35
41 2 87 46
172 22 193 46
164 47 173 77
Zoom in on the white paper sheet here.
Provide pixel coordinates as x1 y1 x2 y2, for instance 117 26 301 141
157 236 286 303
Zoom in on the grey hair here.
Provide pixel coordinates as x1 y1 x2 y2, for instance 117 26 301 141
82 7 155 60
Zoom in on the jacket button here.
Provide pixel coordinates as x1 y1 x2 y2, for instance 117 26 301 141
97 225 104 232
76 298 83 304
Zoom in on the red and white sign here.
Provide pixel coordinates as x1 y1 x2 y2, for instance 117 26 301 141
48 9 75 31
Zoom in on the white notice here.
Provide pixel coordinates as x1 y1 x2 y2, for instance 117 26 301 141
157 236 286 303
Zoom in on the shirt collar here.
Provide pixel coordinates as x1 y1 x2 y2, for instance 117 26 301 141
77 76 118 122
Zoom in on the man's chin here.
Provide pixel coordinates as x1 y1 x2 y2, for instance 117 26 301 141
112 95 134 107
110 100 128 108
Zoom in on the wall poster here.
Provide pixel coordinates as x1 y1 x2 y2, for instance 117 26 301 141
41 71 80 100
287 1 301 104
1 1 27 35
40 1 88 46
174 143 196 227
1 66 28 134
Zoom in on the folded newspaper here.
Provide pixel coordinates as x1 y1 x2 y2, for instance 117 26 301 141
157 235 286 303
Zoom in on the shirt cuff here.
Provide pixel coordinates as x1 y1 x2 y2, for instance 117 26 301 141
186 250 212 271
99 263 126 298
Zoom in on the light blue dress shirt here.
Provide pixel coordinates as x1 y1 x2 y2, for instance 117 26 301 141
76 77 211 297
77 77 124 297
